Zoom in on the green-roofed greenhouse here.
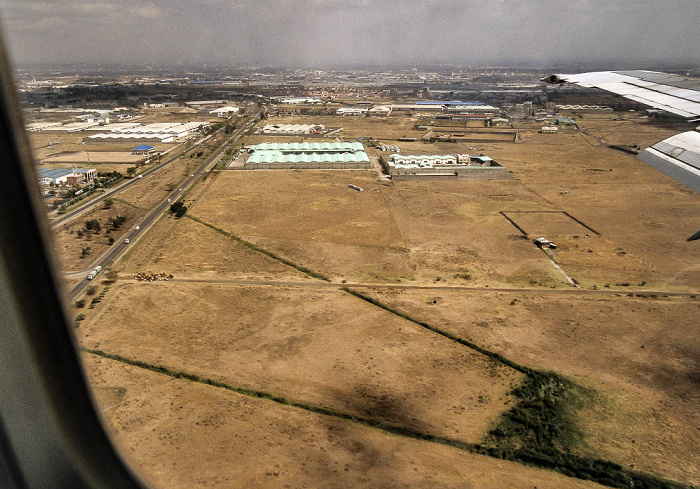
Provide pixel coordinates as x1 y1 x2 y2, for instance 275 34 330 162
245 141 370 169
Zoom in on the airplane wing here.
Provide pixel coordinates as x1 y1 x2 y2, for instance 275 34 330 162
542 70 700 241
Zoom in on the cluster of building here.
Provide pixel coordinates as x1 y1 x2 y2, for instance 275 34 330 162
28 121 209 145
556 104 612 111
83 122 209 144
259 123 326 135
387 101 500 119
380 153 513 181
335 106 392 116
209 106 239 117
38 168 97 186
245 141 370 170
540 116 578 133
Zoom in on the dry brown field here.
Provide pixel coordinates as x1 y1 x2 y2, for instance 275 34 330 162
81 282 521 443
73 113 700 488
29 132 178 161
360 288 700 485
190 171 568 287
84 355 606 489
118 214 309 281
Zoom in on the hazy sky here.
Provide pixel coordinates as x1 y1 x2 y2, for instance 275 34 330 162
1 0 699 68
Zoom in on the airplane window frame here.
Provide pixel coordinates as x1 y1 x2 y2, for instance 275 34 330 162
0 28 147 489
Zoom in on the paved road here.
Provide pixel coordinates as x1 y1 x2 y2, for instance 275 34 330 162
51 133 217 228
66 113 261 301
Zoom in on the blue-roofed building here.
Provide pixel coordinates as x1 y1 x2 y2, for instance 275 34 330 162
38 167 96 185
132 145 156 155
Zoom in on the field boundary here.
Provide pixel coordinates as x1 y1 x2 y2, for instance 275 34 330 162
84 347 689 489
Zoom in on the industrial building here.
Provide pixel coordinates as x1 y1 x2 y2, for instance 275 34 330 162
132 145 156 155
185 100 227 108
260 124 325 135
446 105 500 118
380 153 513 181
277 97 324 105
245 141 370 170
84 122 209 144
336 107 368 116
209 106 239 117
388 101 490 113
38 168 96 186
368 105 392 116
84 133 175 144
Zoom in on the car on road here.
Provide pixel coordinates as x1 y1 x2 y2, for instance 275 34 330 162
135 225 140 230
124 238 130 244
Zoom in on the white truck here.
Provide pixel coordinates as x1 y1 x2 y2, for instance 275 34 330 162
86 265 102 280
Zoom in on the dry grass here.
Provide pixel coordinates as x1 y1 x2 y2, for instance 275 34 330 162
190 171 566 286
362 288 700 485
81 282 521 443
83 354 605 489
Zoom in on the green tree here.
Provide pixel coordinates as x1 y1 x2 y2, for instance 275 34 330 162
74 299 86 308
103 198 114 209
84 219 101 232
169 201 184 213
81 246 91 258
126 167 137 177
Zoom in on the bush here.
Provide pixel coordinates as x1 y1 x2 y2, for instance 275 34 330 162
108 237 114 245
86 286 98 296
75 314 86 322
74 299 86 308
84 219 101 232
169 201 184 213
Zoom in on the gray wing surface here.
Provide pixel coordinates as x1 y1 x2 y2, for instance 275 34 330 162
543 70 700 118
542 70 700 240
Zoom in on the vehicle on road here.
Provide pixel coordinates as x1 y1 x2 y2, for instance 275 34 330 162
124 238 130 244
86 265 102 281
